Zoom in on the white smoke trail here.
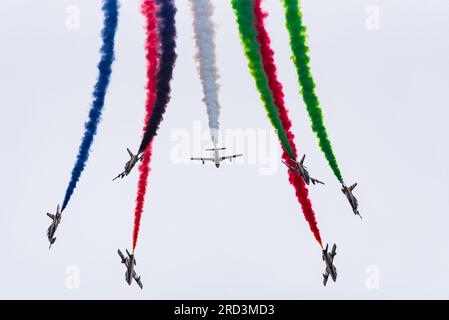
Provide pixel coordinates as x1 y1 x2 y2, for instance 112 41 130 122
190 0 221 142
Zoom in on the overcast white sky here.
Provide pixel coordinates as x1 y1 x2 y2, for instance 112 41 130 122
0 0 448 299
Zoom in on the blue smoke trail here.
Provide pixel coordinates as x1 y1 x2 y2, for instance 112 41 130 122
138 0 177 154
61 0 119 211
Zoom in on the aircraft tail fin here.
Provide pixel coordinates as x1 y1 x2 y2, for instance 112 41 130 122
300 154 306 165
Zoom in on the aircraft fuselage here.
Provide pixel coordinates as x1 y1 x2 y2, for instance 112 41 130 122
297 164 311 185
213 150 220 168
125 156 139 175
125 256 135 285
342 187 359 215
323 253 337 281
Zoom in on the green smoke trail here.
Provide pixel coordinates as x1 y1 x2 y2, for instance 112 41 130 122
231 0 295 160
281 0 343 183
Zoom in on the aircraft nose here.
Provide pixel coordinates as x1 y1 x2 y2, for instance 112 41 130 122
215 164 220 168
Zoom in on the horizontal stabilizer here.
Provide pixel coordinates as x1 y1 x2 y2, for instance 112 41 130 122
323 273 329 286
49 237 56 249
206 147 226 151
311 178 325 185
136 278 143 289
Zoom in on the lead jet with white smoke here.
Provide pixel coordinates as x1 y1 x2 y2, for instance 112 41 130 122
46 204 62 249
282 154 324 186
118 249 143 289
341 183 361 218
191 147 243 168
113 148 144 181
322 243 337 286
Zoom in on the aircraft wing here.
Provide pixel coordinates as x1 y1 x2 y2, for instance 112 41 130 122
117 249 127 263
191 157 214 162
281 160 296 172
220 154 243 161
47 213 55 219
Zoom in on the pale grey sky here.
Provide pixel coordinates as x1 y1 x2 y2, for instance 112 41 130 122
0 0 448 299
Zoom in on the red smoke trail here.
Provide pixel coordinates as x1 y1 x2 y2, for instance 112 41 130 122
254 0 322 247
133 146 152 251
132 0 159 252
